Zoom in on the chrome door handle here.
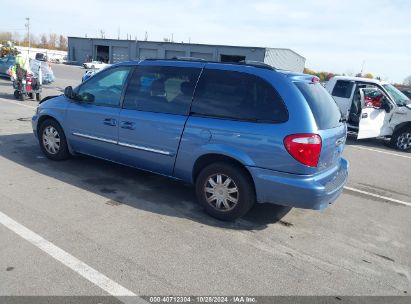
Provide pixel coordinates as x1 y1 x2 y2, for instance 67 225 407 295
120 121 136 130
103 118 117 126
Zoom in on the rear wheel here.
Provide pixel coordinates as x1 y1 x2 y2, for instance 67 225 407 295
195 162 255 221
390 128 411 152
28 93 34 99
39 119 70 161
36 93 41 101
13 90 19 99
19 93 26 101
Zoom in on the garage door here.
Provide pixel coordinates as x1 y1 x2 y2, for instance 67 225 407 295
112 46 129 63
165 50 185 59
139 48 158 59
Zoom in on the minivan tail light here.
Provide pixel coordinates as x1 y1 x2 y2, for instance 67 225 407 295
284 134 322 167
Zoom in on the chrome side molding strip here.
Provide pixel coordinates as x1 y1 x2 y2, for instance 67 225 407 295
118 142 171 156
72 132 118 145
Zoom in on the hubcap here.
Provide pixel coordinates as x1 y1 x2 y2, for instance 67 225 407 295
42 126 61 154
396 132 411 151
204 174 239 212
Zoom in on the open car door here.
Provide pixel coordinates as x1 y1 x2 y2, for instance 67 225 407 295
357 89 391 139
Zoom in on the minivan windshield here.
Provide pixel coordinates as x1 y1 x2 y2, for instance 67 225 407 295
383 84 410 106
295 82 342 130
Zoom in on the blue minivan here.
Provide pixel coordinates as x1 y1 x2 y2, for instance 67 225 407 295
32 59 348 220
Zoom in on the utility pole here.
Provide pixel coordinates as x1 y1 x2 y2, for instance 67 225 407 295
25 17 30 54
360 60 365 75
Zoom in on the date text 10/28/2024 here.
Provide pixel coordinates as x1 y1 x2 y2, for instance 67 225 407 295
148 297 257 303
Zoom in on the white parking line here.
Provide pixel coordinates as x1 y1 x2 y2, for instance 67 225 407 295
344 187 411 207
1 99 37 109
348 146 411 159
0 210 138 300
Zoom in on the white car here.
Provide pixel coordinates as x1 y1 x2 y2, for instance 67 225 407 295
326 76 411 152
82 60 107 69
81 64 111 82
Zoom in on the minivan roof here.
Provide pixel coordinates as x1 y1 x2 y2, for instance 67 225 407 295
118 58 277 71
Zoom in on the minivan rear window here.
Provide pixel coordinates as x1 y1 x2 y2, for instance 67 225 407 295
295 82 341 130
191 69 288 123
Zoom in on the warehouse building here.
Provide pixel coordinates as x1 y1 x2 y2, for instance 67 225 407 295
67 37 305 72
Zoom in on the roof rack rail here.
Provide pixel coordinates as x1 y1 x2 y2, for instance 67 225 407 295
171 56 206 61
238 60 275 70
142 58 276 70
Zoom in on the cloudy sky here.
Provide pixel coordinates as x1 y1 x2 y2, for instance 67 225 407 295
2 0 410 83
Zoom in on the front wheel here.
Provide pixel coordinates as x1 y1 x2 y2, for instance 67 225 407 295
39 119 70 161
195 162 255 221
391 128 411 152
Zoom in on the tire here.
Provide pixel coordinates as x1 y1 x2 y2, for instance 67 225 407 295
28 93 33 99
19 93 26 101
390 128 411 152
195 162 255 221
13 90 19 99
38 119 70 161
91 65 95 69
36 93 41 101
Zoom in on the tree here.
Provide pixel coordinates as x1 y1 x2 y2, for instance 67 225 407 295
303 68 316 75
0 32 13 42
40 34 48 48
48 33 57 49
58 35 67 50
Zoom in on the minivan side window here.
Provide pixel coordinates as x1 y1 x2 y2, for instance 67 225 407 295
332 80 354 98
123 66 202 115
191 69 288 122
77 66 131 107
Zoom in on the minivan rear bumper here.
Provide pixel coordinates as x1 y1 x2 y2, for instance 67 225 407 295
248 158 349 210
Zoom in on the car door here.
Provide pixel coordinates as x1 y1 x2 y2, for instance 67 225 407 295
357 88 394 139
65 66 132 160
118 62 203 176
329 80 355 117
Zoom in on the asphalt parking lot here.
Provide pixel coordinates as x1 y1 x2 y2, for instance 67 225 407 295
0 64 410 299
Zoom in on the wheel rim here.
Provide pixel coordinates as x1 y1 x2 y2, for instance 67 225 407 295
204 173 239 212
396 132 411 150
42 126 61 154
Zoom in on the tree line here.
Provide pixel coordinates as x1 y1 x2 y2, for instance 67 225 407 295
0 31 67 51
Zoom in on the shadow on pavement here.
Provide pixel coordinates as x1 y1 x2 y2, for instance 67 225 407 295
345 136 398 153
0 132 292 231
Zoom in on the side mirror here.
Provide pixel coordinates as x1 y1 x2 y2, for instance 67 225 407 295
64 86 73 99
381 97 393 113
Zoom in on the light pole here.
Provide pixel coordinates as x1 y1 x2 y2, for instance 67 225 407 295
25 17 30 54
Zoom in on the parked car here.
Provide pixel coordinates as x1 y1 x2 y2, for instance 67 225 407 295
83 60 107 69
326 76 411 151
81 64 111 82
32 60 348 220
0 55 15 77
